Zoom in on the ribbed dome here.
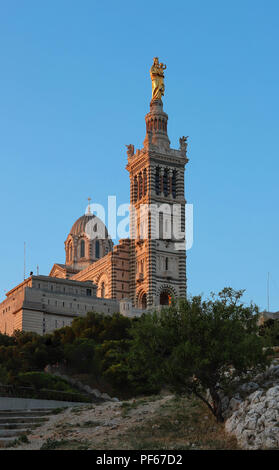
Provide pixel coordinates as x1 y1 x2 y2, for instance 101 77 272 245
70 214 94 236
70 214 109 238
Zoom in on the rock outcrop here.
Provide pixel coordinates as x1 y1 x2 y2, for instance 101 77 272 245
223 361 279 449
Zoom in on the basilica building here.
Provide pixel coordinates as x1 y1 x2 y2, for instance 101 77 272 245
49 58 188 310
0 58 189 335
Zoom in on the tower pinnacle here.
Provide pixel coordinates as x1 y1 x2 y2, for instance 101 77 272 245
144 58 170 150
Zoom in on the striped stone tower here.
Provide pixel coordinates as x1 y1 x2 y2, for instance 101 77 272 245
126 59 189 308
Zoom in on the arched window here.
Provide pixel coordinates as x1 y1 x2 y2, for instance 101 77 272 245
141 293 147 309
95 240 100 259
80 239 85 258
101 282 105 297
163 168 169 196
155 167 160 195
138 172 143 199
165 257 169 271
134 176 138 202
172 170 177 198
143 169 147 195
160 291 171 306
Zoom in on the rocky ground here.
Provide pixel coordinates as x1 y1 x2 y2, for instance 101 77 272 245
225 386 279 449
3 394 238 450
4 361 279 450
223 362 279 449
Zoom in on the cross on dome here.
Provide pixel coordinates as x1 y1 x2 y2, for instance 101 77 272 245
87 197 92 215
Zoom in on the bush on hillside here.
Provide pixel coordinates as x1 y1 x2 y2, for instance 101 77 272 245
126 288 271 421
16 371 75 392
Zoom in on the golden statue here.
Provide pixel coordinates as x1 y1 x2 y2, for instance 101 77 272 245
150 57 166 101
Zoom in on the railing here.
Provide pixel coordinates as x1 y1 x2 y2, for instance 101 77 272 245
0 384 92 403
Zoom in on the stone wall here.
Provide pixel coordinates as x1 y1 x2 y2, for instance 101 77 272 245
223 360 279 449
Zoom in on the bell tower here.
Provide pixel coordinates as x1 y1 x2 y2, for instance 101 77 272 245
126 58 189 308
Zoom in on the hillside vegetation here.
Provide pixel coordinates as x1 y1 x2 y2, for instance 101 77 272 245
0 288 275 422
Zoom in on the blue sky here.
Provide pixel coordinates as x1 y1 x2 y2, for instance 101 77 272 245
0 0 278 310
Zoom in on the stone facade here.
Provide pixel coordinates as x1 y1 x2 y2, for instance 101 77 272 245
72 239 131 301
48 97 188 309
0 275 120 336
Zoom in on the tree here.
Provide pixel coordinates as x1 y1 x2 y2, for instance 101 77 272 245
0 333 15 347
0 365 9 384
97 339 131 392
63 338 96 373
127 288 270 422
68 312 132 344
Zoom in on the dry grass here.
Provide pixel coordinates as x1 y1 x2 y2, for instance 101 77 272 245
40 438 90 450
90 395 239 450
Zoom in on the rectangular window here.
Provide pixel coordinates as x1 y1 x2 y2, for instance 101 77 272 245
159 213 163 239
166 257 169 270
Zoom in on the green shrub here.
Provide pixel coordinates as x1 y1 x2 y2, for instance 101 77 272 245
16 372 73 391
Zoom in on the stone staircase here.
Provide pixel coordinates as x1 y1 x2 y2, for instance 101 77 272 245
0 409 52 448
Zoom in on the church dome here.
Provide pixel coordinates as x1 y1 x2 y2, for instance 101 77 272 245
70 214 94 236
65 210 113 269
70 213 109 238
